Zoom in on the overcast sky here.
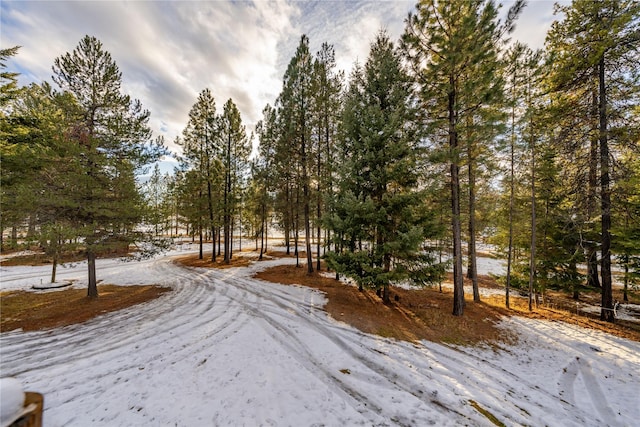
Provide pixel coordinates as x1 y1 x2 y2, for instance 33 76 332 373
1 0 568 171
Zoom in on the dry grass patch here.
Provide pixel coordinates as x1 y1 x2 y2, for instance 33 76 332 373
0 252 86 266
256 264 640 344
255 265 512 345
259 250 309 259
1 246 133 267
175 254 255 269
1 284 171 332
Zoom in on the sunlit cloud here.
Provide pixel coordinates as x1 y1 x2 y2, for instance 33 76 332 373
1 0 564 160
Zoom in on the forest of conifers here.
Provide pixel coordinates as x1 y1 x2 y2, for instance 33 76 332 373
1 0 638 319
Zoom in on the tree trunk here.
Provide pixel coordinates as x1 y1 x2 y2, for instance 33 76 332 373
449 76 464 317
529 121 536 312
301 127 313 274
317 129 322 271
599 55 614 323
506 94 515 309
587 66 600 288
224 146 231 264
87 249 98 298
217 226 221 256
51 252 58 284
316 188 322 271
259 203 265 260
623 264 629 302
382 254 391 304
295 183 300 267
265 210 268 255
467 136 480 302
285 181 291 255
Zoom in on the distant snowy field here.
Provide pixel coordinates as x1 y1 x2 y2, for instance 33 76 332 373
1 248 639 426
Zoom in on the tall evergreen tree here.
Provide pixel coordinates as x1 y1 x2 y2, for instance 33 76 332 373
402 0 524 315
271 94 296 255
546 0 640 321
179 89 220 261
0 46 27 249
281 35 315 273
51 35 164 297
144 163 170 236
219 98 249 263
14 83 84 282
311 42 343 270
327 31 443 303
499 43 545 308
254 104 278 259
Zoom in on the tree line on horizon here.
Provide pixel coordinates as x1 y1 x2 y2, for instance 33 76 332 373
1 0 638 320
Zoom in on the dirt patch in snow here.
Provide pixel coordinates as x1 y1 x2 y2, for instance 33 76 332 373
1 284 171 332
175 253 255 269
254 264 512 345
255 265 640 344
1 247 133 267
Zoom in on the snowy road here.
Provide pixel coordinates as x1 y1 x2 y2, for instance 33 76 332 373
1 252 639 426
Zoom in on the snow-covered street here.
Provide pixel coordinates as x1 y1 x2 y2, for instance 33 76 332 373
1 251 639 426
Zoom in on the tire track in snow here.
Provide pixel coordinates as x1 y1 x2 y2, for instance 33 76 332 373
241 265 614 427
238 267 560 426
559 357 617 424
218 263 586 426
508 315 640 367
445 315 634 426
1 257 268 425
2 255 635 426
226 267 497 426
1 259 248 378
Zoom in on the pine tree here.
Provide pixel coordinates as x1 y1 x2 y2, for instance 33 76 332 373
0 46 28 250
178 89 221 261
272 95 296 255
0 46 20 108
254 104 278 259
545 0 640 321
402 0 524 315
219 98 249 263
495 44 546 308
327 31 443 303
325 61 368 285
174 166 209 249
51 35 164 297
281 35 315 273
15 83 84 282
311 42 343 271
613 153 640 302
144 163 166 236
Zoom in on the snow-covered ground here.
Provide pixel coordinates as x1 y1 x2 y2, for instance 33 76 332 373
1 250 639 426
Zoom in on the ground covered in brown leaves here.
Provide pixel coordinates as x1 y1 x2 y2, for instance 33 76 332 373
255 265 513 345
1 285 171 332
174 253 254 269
255 264 640 344
0 246 132 267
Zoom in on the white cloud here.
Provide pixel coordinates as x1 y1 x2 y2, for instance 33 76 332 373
500 0 571 50
1 0 566 158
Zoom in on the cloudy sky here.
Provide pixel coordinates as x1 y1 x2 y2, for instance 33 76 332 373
1 0 568 171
